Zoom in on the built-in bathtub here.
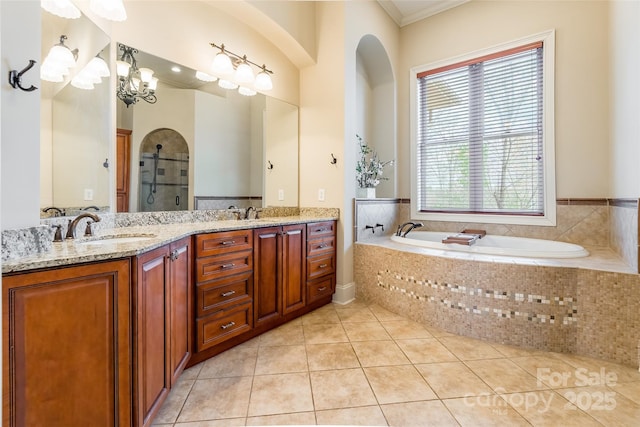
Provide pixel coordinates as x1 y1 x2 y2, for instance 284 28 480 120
354 235 640 369
391 231 589 258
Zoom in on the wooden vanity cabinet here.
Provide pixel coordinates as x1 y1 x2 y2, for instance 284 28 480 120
133 236 192 427
306 221 337 303
253 224 306 330
192 230 254 363
2 259 132 427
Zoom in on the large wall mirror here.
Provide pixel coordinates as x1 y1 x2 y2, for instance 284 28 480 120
40 9 111 217
116 47 299 213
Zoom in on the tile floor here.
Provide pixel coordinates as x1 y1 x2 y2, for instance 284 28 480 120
153 301 640 426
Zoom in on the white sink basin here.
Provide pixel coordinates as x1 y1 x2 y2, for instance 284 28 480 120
77 234 156 245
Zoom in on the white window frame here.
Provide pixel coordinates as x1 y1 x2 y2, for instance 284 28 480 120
410 30 556 226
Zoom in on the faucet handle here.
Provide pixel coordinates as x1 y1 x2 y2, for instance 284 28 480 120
53 225 63 242
65 219 74 239
84 221 94 237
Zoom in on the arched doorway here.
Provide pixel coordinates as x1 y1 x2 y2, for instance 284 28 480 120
139 128 189 211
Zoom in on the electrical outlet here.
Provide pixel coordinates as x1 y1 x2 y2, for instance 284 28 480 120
84 189 94 201
318 188 325 201
278 189 284 200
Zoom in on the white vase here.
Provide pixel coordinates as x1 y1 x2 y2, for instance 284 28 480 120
356 187 376 198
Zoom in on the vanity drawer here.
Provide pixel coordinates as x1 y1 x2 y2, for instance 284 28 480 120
307 275 335 304
307 236 335 257
196 250 252 282
196 301 253 351
306 254 335 280
196 230 253 258
307 221 335 239
196 271 253 317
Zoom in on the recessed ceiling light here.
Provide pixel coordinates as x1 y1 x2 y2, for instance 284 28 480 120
171 66 181 73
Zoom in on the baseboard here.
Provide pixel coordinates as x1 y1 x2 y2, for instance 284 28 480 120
332 281 356 305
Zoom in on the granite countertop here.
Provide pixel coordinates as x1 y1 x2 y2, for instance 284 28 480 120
2 215 338 274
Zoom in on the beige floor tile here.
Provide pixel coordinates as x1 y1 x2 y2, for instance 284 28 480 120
258 322 305 347
248 372 314 417
255 345 308 375
310 368 377 410
416 362 493 399
246 411 316 426
198 345 258 379
300 309 341 325
614 381 640 405
153 378 195 424
423 325 457 338
439 336 504 361
177 377 253 422
306 343 361 371
351 340 411 367
174 419 246 426
557 385 640 426
491 342 547 358
336 307 379 323
368 304 406 321
342 321 390 341
444 396 531 426
380 400 460 426
315 406 388 426
303 323 349 344
334 300 371 311
510 355 587 389
396 338 459 364
466 359 547 394
364 365 437 404
380 320 434 339
552 353 640 384
501 390 602 427
180 363 203 380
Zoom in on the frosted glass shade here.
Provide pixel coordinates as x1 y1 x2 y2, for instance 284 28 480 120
254 71 273 91
47 44 76 69
41 0 81 19
218 79 238 90
234 62 254 84
148 77 159 91
196 71 217 82
116 60 131 77
87 56 110 77
238 87 256 96
90 0 127 22
138 67 154 83
212 52 233 75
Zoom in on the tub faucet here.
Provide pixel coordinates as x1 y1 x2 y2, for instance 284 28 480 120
396 221 423 237
65 213 101 239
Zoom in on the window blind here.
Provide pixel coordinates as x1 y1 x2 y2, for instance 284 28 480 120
416 43 544 215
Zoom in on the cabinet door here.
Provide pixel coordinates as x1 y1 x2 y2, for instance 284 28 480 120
253 227 282 327
2 260 132 427
135 247 170 427
116 128 131 212
282 224 306 314
169 237 192 386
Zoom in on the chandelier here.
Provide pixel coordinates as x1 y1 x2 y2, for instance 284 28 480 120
116 43 158 107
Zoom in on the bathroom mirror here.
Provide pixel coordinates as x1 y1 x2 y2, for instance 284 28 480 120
116 48 299 212
40 9 111 217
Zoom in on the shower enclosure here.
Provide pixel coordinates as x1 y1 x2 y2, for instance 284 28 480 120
139 128 189 212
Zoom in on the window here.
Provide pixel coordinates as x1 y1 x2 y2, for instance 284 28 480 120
410 31 555 226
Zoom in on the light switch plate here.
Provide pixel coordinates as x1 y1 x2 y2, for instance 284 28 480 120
318 188 325 201
278 189 284 200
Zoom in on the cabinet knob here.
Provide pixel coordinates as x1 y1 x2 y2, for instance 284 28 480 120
220 321 236 330
221 290 236 297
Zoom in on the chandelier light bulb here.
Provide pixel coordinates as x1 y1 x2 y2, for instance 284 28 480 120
90 0 127 22
196 70 217 82
254 70 273 91
116 60 131 77
148 77 159 91
212 51 233 76
234 61 255 84
138 67 154 83
41 0 81 19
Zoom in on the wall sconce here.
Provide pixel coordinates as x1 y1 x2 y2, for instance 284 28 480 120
210 42 274 96
41 35 78 83
116 43 158 107
90 0 127 22
71 54 110 90
41 0 80 19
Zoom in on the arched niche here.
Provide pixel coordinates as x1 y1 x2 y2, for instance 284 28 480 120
355 34 396 198
138 128 189 212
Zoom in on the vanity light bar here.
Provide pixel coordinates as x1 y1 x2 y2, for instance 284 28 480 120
209 42 273 93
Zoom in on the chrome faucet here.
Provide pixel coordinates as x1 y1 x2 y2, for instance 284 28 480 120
65 213 101 239
396 221 424 237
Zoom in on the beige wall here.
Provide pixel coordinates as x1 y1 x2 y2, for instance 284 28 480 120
398 0 611 199
610 0 640 198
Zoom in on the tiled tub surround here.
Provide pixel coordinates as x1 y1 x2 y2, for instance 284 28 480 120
1 207 339 271
355 240 640 369
610 199 640 272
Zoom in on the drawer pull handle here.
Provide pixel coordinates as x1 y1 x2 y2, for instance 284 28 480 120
318 286 327 291
220 321 236 330
221 263 235 269
221 240 236 245
221 290 236 297
315 228 327 232
319 263 328 268
317 244 328 249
